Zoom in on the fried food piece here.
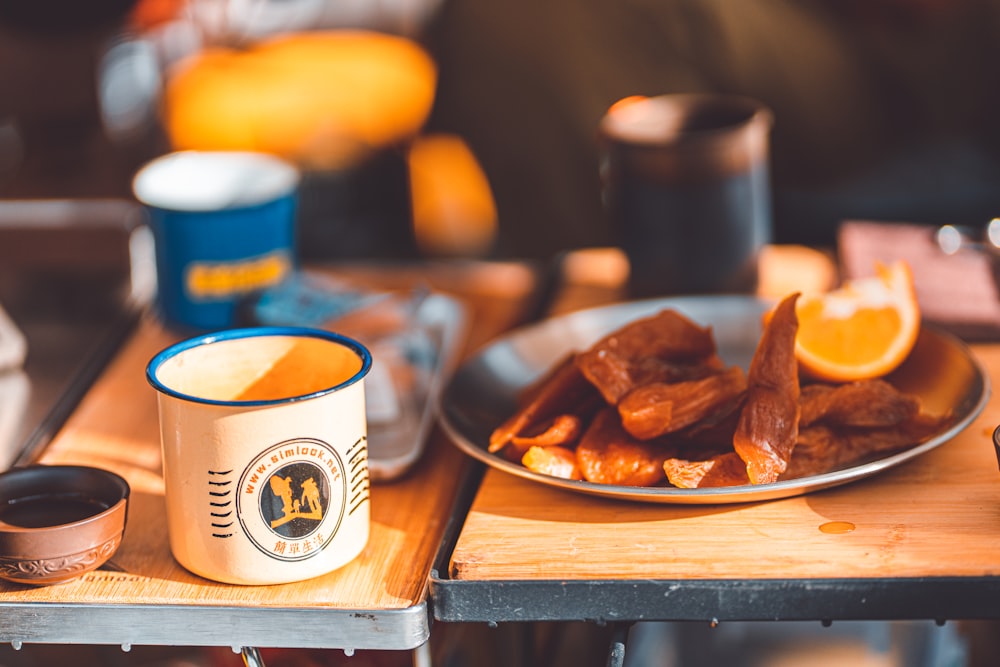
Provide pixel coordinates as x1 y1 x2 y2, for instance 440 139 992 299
799 379 920 428
782 426 858 479
511 415 584 449
496 414 585 462
575 407 668 486
627 355 725 387
522 445 582 480
663 452 751 489
574 309 721 405
673 392 746 450
733 293 801 484
618 366 747 440
783 411 952 479
489 356 602 453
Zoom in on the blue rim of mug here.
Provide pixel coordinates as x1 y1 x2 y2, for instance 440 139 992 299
146 326 372 407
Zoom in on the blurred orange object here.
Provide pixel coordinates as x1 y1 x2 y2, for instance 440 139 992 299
756 244 838 299
408 133 497 257
127 0 184 30
162 30 437 170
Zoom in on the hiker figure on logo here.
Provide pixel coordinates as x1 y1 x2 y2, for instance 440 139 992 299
267 465 326 532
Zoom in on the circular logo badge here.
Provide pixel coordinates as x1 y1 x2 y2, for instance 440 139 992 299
237 438 347 561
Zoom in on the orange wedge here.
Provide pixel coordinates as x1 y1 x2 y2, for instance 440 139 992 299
792 260 920 382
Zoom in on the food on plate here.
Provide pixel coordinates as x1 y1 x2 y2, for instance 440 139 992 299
733 293 801 484
798 379 919 429
574 309 721 404
511 414 585 449
617 366 747 440
574 408 669 486
664 383 948 488
522 445 582 481
663 452 752 489
488 355 602 456
490 280 951 489
792 260 920 383
576 406 666 486
785 411 948 479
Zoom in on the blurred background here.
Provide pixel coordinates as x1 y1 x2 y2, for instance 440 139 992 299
4 0 1000 263
0 0 496 261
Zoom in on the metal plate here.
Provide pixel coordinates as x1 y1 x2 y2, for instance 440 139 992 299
438 295 990 504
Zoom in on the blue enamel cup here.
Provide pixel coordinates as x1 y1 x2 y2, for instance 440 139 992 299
133 151 300 332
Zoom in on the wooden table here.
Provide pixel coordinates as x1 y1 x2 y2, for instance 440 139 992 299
430 247 1000 626
0 260 539 655
7 244 1000 661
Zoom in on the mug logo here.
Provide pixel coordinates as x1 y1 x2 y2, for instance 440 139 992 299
185 250 291 301
265 463 327 535
237 438 349 562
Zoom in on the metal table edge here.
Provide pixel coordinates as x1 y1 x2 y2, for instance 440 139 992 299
0 600 431 650
427 456 485 612
427 574 1000 624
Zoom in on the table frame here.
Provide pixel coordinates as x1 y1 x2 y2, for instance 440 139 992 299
0 602 431 651
430 571 1000 625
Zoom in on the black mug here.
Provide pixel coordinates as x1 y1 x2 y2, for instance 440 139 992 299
599 94 774 297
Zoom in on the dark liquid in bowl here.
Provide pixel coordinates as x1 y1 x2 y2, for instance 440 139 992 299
0 497 109 528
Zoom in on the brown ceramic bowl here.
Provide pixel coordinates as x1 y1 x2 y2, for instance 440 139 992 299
0 465 130 585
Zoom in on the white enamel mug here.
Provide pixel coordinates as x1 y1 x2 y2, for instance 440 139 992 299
146 327 371 585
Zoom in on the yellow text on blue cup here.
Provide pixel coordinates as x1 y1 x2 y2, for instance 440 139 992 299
133 151 300 332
